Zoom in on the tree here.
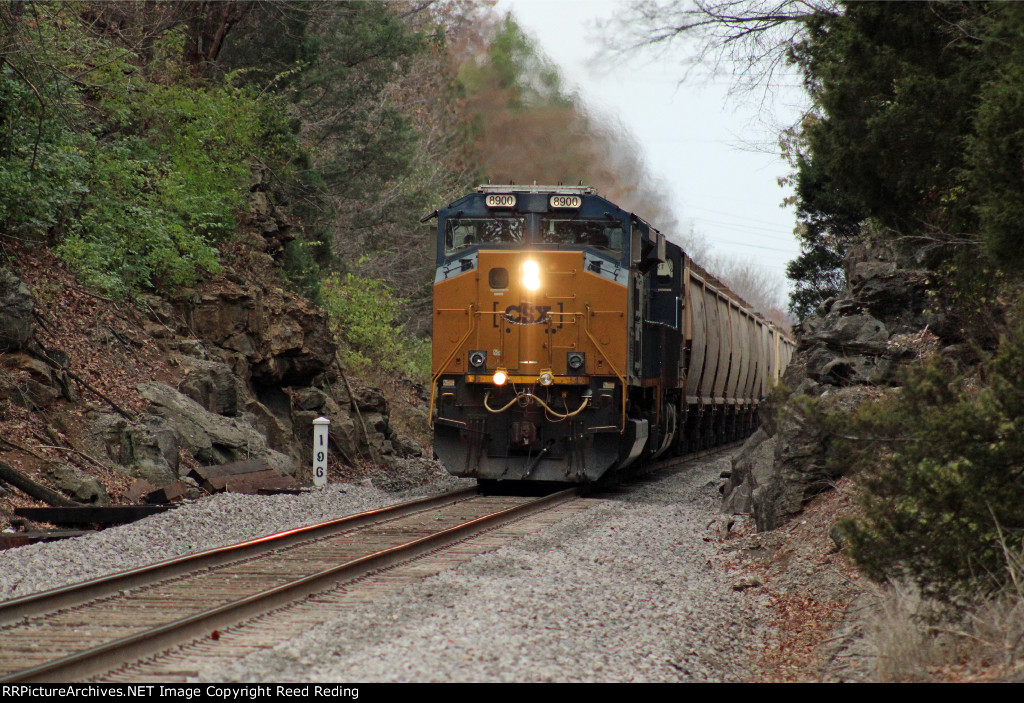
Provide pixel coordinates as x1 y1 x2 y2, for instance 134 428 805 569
604 1 836 317
790 3 986 237
966 5 1024 268
0 2 294 296
602 2 997 317
453 12 683 234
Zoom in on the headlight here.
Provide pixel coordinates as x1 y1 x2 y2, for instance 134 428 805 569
539 371 553 386
468 350 487 369
493 369 508 386
522 259 541 291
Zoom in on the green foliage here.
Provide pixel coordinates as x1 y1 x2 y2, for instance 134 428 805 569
966 6 1024 268
322 273 429 383
834 306 1024 601
785 125 861 318
0 6 294 297
484 15 568 110
269 2 425 201
218 1 442 301
786 235 845 319
784 2 1024 312
281 240 325 306
792 3 984 235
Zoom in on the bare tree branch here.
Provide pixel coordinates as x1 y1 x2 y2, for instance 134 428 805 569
600 0 839 96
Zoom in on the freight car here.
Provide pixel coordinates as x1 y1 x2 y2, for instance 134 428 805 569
428 185 794 483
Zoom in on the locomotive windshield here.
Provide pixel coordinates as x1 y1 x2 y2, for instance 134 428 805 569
445 216 525 255
539 217 625 255
442 212 626 258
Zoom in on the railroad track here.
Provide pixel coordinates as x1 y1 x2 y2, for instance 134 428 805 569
0 486 579 683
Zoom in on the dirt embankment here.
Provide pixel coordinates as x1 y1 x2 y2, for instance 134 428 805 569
0 242 442 531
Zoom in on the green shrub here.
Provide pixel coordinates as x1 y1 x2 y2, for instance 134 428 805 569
281 240 326 305
836 307 1024 601
0 8 294 297
322 272 429 382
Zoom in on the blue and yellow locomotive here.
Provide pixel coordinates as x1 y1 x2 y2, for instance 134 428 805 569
429 185 793 483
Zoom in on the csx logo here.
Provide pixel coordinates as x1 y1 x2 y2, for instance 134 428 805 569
503 303 551 324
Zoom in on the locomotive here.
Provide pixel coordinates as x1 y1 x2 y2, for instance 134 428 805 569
428 185 794 483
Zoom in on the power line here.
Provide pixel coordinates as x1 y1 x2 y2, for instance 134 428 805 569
712 239 796 254
687 204 797 229
697 218 799 241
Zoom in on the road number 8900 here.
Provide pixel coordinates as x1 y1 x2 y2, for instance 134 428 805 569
550 195 581 208
485 194 516 207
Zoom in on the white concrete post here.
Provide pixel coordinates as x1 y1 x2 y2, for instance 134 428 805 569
312 417 330 487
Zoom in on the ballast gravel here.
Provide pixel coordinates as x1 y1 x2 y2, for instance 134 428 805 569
0 474 474 600
0 453 770 682
211 454 767 683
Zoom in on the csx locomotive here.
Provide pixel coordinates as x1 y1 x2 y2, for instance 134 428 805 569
429 185 794 483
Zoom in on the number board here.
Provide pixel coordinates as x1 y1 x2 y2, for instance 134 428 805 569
549 195 582 209
485 194 516 208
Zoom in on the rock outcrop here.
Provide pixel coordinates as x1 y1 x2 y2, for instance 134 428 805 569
0 186 437 518
723 238 948 530
45 464 109 505
177 279 334 388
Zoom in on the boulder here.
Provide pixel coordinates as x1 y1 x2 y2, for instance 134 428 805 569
7 379 62 410
0 354 63 409
392 434 425 458
362 412 390 437
137 382 295 476
352 386 389 414
177 359 246 417
752 402 831 530
721 428 775 515
45 464 109 505
731 236 933 530
177 279 334 388
243 400 295 457
849 259 928 326
292 410 358 467
291 387 329 412
817 355 878 386
742 382 883 531
330 413 360 465
94 412 181 487
0 269 35 352
176 339 210 359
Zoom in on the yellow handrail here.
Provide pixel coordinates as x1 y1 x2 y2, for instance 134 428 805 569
583 303 627 434
428 304 477 427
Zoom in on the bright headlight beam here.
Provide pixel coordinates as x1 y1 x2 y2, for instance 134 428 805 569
493 369 508 386
522 260 541 291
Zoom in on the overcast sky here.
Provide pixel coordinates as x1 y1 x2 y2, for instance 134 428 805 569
495 0 809 295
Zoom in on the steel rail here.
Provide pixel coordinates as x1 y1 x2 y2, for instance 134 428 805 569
0 486 479 627
2 487 578 683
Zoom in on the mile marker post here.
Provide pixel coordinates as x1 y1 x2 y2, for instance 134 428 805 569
312 417 330 487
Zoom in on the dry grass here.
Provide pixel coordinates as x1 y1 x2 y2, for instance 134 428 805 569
862 581 948 682
862 550 1024 682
